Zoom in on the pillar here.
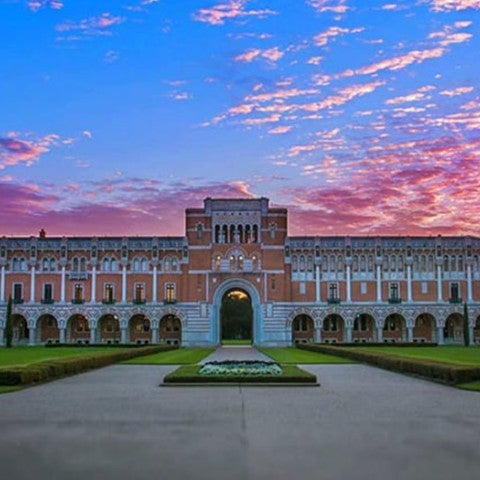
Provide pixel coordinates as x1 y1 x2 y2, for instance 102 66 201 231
376 265 382 302
151 326 159 344
345 326 353 343
469 326 474 346
91 266 97 303
314 325 322 343
90 326 96 344
346 264 352 302
30 266 36 303
29 326 36 346
121 327 128 344
122 265 127 303
153 265 158 303
315 265 320 302
61 266 66 303
436 326 444 345
59 327 66 344
376 325 383 343
407 264 412 302
467 264 473 302
407 325 413 343
1 265 5 302
0 327 4 345
437 264 442 302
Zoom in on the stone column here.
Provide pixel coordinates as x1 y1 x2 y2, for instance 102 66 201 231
436 326 444 345
469 326 474 346
91 266 97 303
345 326 353 343
0 327 4 345
346 264 352 303
407 325 413 343
314 325 322 343
30 266 36 303
61 265 66 303
315 265 320 302
437 264 443 302
376 265 382 302
121 327 128 344
29 326 36 346
467 263 473 302
376 325 383 343
59 327 66 344
407 264 412 302
151 326 159 344
89 325 96 344
152 265 158 303
122 265 127 303
1 265 5 302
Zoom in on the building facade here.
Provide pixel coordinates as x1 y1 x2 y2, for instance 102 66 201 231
1 197 480 346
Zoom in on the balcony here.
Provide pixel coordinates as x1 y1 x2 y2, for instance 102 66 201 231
71 299 85 304
13 298 24 304
448 297 462 304
327 297 341 305
68 271 88 280
133 298 147 305
163 299 177 305
388 297 402 304
41 298 55 304
102 298 116 305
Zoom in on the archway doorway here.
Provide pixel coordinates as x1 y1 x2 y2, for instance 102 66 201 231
220 289 253 344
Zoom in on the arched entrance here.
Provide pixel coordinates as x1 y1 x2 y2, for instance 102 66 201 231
129 314 150 344
67 314 90 344
444 313 463 344
292 314 314 344
474 315 480 344
352 313 375 343
159 315 182 345
37 314 59 344
98 314 120 344
322 314 344 343
220 289 253 344
413 313 436 343
383 313 406 342
12 314 29 345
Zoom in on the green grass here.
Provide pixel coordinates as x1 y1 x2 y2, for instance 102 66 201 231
221 339 251 345
0 346 135 367
457 381 480 392
122 347 215 365
352 346 480 366
258 347 353 364
163 364 318 384
0 385 22 394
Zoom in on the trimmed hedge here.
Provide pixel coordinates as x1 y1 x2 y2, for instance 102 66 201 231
297 344 480 385
0 345 177 386
45 343 156 349
315 342 438 348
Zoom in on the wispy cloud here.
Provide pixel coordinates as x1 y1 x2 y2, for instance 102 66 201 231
313 26 364 47
439 86 474 97
193 0 277 26
27 1 63 11
307 0 349 14
56 13 124 39
234 46 284 63
428 0 480 11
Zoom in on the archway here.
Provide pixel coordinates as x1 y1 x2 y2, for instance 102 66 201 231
12 314 29 345
444 313 463 344
159 315 182 345
67 314 90 344
129 314 150 344
37 314 59 344
322 314 344 343
220 289 253 344
474 315 480 344
98 314 120 344
383 313 406 342
413 313 436 343
292 314 314 344
352 313 375 343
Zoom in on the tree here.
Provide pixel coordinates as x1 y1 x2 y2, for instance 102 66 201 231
5 295 13 348
463 302 470 347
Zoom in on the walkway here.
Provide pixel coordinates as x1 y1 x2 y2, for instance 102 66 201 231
199 345 272 363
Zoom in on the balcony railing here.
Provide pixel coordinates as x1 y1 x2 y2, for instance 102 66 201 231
13 298 24 304
133 298 146 305
68 271 88 280
71 298 85 304
102 298 116 305
388 297 402 304
163 299 177 305
41 298 55 304
448 297 462 304
327 297 341 304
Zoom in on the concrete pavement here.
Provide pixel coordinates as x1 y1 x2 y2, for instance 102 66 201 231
200 345 273 363
0 363 479 480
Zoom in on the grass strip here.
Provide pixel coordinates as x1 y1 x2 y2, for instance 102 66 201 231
0 345 177 386
163 364 317 384
122 347 215 365
297 344 480 385
456 381 480 392
0 385 22 394
259 347 353 364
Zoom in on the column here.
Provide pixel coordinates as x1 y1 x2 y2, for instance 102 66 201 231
376 265 382 302
29 326 36 346
121 327 128 344
0 265 5 302
314 325 322 343
151 325 159 344
436 264 443 302
91 266 97 303
315 265 320 302
407 325 413 343
467 264 473 302
376 325 383 343
152 265 158 303
407 264 412 302
436 325 444 345
122 265 127 303
0 327 4 345
30 266 36 303
346 264 352 302
61 265 66 303
89 324 96 344
469 326 474 346
59 327 66 344
345 326 353 343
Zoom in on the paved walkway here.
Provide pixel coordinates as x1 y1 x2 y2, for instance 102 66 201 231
200 345 272 363
0 364 479 480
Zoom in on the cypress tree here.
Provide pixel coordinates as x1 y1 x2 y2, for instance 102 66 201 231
5 295 13 348
463 301 470 347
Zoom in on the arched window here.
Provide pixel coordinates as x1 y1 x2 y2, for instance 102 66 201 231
338 255 344 272
299 255 305 272
42 257 50 272
292 255 298 272
307 255 313 272
141 258 149 272
229 255 235 270
196 223 203 240
214 225 220 243
352 255 358 272
443 255 449 272
450 255 456 272
238 255 244 270
390 255 396 272
102 257 110 272
133 258 140 272
252 225 258 242
458 255 463 272
360 255 366 272
252 254 258 270
397 255 403 271
427 255 434 272
215 255 221 270
367 255 373 272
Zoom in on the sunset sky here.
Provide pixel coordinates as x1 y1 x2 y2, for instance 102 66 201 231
1 0 479 237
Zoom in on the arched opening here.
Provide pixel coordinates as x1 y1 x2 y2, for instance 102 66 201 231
129 314 150 345
98 314 120 344
220 289 253 344
159 314 182 345
67 314 90 344
473 315 480 344
12 314 29 345
383 313 406 342
37 314 59 344
352 313 375 343
413 313 436 343
322 314 344 343
292 314 314 344
444 313 463 344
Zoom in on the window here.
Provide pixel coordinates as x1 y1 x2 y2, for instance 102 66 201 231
74 284 84 302
134 283 145 303
293 316 310 332
238 255 244 270
271 275 276 291
450 283 460 301
323 317 337 331
13 283 23 302
214 255 221 271
196 223 203 240
102 257 117 272
104 284 114 303
42 257 56 272
299 282 306 295
12 257 27 272
421 282 428 294
389 283 400 300
354 315 368 331
43 283 53 302
384 317 397 331
360 282 367 295
165 283 176 303
328 283 338 300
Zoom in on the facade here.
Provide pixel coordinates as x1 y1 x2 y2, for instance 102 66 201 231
1 197 480 347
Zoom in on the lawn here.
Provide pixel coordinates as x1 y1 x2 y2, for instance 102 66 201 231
351 346 480 366
457 381 480 392
258 347 353 364
0 346 135 367
122 347 215 365
221 339 251 345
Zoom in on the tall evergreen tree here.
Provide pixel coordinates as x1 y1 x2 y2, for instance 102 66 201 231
5 295 13 348
463 302 470 347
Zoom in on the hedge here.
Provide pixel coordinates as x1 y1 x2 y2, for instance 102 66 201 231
0 345 177 386
297 344 480 385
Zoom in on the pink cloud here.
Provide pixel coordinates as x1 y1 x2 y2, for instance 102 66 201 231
313 26 364 47
268 126 293 135
429 0 480 11
439 86 474 97
193 1 277 26
307 0 349 14
56 13 124 38
28 1 63 11
234 46 284 63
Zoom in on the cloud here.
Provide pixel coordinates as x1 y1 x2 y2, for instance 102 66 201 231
28 1 63 11
428 0 480 11
307 0 349 14
268 126 293 135
56 13 124 38
313 26 364 47
193 0 277 26
168 91 192 101
104 50 120 63
439 86 474 97
82 131 93 139
234 46 284 63
0 133 60 169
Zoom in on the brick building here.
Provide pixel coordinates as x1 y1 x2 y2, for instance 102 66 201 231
1 197 480 346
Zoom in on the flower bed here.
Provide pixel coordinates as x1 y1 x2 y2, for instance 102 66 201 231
199 360 282 376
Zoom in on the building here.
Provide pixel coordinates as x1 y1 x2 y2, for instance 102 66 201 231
1 197 480 346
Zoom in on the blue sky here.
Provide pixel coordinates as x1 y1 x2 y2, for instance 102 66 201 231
1 0 479 236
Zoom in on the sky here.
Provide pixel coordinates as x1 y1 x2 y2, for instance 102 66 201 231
1 0 479 238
